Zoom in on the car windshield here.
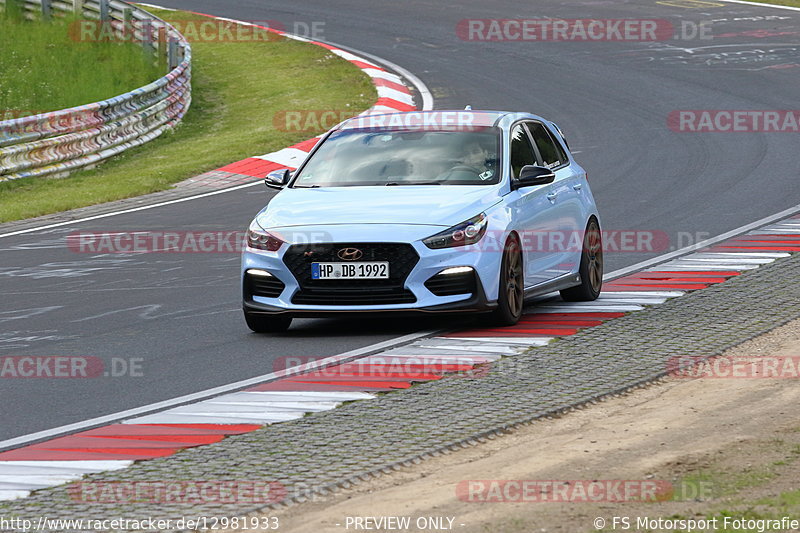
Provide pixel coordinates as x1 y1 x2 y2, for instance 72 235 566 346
293 127 502 187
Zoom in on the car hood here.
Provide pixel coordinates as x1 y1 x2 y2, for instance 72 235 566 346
256 185 503 229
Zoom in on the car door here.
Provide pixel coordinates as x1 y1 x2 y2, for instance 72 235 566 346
526 121 584 277
506 123 561 288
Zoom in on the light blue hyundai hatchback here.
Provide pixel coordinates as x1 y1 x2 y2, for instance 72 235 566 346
242 110 602 332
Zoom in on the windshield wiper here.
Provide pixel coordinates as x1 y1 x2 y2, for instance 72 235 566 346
385 181 442 186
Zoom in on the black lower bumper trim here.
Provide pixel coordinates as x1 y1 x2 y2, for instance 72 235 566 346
243 279 496 318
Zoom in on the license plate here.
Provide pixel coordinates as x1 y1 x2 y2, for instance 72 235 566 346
311 262 389 280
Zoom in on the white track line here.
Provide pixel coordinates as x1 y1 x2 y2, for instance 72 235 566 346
0 34 433 241
0 461 132 471
349 50 434 111
164 402 339 413
0 490 29 501
599 291 684 298
251 147 310 166
686 252 790 259
2 2 798 503
376 349 503 361
0 461 132 474
210 391 375 401
678 256 777 264
417 339 525 349
605 201 800 280
0 182 265 240
417 341 522 355
0 330 431 451
203 401 339 411
649 263 759 271
532 304 644 312
595 295 669 304
362 68 404 84
123 413 303 425
451 337 556 346
381 347 505 359
0 460 132 497
377 86 415 105
717 0 800 12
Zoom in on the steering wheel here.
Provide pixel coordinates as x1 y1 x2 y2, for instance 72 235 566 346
438 165 482 181
449 165 481 174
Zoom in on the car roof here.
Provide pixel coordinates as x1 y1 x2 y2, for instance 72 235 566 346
337 110 546 131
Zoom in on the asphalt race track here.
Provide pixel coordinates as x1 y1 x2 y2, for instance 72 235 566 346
2 0 800 442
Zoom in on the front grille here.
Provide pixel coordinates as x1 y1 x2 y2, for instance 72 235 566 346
425 269 477 296
245 271 285 298
283 242 419 306
293 287 417 305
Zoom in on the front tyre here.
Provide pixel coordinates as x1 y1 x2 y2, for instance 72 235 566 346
489 235 524 326
244 312 292 333
560 218 603 302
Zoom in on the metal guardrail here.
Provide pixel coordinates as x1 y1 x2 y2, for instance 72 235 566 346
0 0 191 181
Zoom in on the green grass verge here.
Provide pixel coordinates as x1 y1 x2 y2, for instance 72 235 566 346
635 438 800 533
0 11 162 115
0 7 376 223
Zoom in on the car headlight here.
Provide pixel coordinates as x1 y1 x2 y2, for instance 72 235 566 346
423 213 488 249
246 221 284 252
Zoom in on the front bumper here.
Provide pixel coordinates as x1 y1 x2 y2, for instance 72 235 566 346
241 225 503 317
243 280 495 318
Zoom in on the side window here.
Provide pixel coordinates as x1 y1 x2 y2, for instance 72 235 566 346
528 122 568 169
509 125 537 179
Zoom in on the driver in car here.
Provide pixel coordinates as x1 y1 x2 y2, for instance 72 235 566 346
436 140 495 182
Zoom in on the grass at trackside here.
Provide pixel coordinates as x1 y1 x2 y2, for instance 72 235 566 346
0 7 376 223
633 439 800 533
0 10 163 116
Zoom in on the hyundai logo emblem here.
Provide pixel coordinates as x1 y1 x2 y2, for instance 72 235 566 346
337 247 363 261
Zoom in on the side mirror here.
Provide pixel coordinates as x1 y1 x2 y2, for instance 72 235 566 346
512 165 556 190
265 169 292 190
